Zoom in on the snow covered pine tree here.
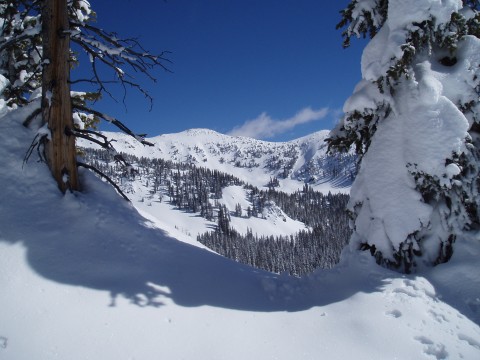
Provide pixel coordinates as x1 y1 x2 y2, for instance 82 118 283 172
328 0 480 272
0 1 42 106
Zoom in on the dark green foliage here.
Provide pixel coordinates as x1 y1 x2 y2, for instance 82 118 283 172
0 0 42 105
337 0 388 48
217 204 231 235
327 104 390 158
234 203 242 217
198 186 351 276
198 217 350 277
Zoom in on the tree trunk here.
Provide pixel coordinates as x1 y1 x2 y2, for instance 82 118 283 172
42 0 79 192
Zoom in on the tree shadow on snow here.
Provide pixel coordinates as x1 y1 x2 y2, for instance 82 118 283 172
0 160 388 313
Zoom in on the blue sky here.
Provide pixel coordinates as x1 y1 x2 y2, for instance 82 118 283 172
82 0 366 141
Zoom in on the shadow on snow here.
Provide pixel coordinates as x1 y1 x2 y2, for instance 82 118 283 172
0 165 384 313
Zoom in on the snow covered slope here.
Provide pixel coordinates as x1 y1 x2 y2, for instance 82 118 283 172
1 100 480 359
127 182 308 242
79 128 356 194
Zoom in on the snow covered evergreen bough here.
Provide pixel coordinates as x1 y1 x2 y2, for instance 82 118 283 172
329 0 480 272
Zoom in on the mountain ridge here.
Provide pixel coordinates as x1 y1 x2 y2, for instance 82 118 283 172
79 128 355 194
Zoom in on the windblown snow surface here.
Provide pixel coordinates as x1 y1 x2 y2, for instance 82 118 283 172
0 110 479 359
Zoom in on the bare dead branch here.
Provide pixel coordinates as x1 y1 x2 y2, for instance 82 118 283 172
69 128 116 150
73 104 154 147
68 21 171 110
23 132 47 167
77 161 130 201
22 107 42 128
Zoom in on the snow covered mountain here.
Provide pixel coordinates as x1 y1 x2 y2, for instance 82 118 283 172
79 128 356 194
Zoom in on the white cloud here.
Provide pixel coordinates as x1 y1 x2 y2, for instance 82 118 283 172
228 107 329 139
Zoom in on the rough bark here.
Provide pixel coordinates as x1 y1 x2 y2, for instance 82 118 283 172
42 0 79 192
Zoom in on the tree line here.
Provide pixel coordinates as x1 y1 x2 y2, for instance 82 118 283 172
81 147 351 276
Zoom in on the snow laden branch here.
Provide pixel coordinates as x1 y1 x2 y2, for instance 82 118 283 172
336 0 388 48
72 104 154 147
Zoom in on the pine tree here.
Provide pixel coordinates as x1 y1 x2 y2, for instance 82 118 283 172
0 1 42 106
217 204 231 235
234 203 242 217
328 0 480 272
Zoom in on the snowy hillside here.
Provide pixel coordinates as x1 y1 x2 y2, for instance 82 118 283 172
1 98 480 360
79 142 352 275
77 127 355 275
78 128 356 194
